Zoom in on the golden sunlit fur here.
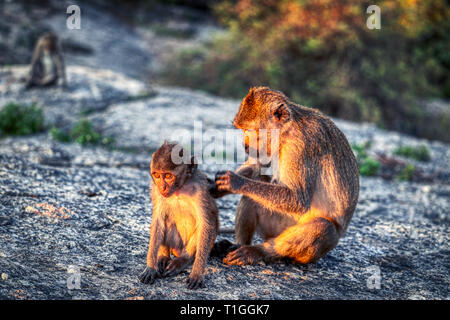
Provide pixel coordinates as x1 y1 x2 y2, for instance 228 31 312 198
215 87 359 265
139 142 218 289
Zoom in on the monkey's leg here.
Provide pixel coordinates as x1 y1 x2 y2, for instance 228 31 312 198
235 196 258 245
210 239 238 258
38 74 57 86
157 245 171 274
25 61 42 89
25 73 40 89
187 222 216 290
139 217 164 284
211 196 257 258
224 217 339 265
164 237 197 277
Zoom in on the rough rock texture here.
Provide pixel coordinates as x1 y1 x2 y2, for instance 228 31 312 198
0 66 449 300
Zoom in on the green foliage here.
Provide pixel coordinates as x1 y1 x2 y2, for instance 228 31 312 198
161 0 450 141
70 119 101 145
151 24 195 39
0 102 45 136
50 127 71 142
359 157 381 177
396 164 416 181
393 145 431 162
51 119 114 147
351 141 380 176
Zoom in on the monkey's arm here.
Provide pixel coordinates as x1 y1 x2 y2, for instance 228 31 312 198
209 164 256 198
207 177 228 198
26 44 42 86
139 202 165 284
146 210 165 268
216 170 315 216
53 48 67 86
188 198 217 289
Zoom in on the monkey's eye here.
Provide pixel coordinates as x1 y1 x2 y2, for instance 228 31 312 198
165 173 174 180
153 172 161 179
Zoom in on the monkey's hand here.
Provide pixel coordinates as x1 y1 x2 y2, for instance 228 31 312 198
138 267 158 284
187 274 205 290
215 170 244 194
157 256 171 274
208 180 231 198
163 256 189 277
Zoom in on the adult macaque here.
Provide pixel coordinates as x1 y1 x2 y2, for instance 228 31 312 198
139 142 218 289
214 87 359 265
25 32 67 89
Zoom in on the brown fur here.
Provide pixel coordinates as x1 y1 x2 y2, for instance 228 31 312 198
139 142 218 289
25 32 67 89
215 87 359 265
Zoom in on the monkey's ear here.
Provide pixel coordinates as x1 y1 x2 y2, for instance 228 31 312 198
244 88 255 107
272 103 290 122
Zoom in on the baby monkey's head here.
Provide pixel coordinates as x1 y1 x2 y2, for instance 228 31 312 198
150 142 196 197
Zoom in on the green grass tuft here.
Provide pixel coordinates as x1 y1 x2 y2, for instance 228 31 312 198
0 102 45 136
51 119 114 147
351 141 380 176
396 163 416 181
393 145 431 162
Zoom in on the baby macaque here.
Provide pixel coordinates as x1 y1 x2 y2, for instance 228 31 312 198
139 142 218 289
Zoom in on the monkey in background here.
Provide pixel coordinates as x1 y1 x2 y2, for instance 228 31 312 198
214 87 359 265
25 32 67 89
139 142 218 289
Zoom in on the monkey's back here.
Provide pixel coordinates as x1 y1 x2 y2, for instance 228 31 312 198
290 106 360 235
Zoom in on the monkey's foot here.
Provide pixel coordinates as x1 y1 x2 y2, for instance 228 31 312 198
138 267 159 284
223 245 264 266
210 240 240 258
157 256 171 274
186 275 205 290
163 257 189 277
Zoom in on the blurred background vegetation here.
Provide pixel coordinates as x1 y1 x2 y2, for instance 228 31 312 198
158 0 449 141
1 0 448 142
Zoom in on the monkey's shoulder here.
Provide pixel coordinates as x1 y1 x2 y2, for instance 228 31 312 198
177 175 209 197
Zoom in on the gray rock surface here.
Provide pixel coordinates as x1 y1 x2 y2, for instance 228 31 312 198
0 0 448 300
0 65 151 130
0 66 449 300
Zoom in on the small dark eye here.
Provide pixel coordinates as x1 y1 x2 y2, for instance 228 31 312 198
153 172 160 179
165 173 174 180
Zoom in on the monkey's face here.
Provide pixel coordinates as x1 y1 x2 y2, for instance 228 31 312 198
42 37 56 52
151 169 183 198
151 142 195 197
235 87 289 158
243 129 273 157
